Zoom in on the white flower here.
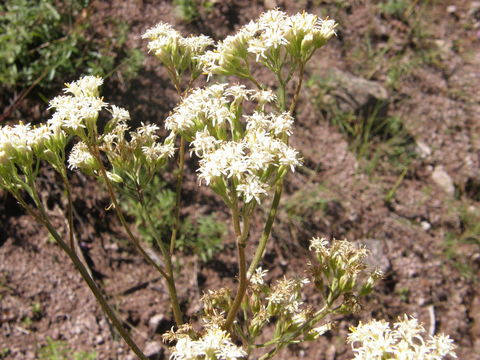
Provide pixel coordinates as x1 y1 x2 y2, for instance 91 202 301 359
347 316 457 360
170 336 198 360
130 123 159 147
236 175 269 203
271 112 294 135
250 89 277 104
266 277 309 315
276 143 301 171
166 84 234 133
309 237 329 253
68 141 94 170
170 328 246 360
190 128 222 157
63 76 103 98
110 105 130 123
48 94 107 132
318 18 337 41
142 142 175 162
250 267 268 286
225 84 254 103
245 112 271 132
183 35 214 53
142 22 178 40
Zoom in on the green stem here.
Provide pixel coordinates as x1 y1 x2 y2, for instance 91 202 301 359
248 63 306 277
247 181 282 277
247 75 263 90
89 143 169 280
15 188 149 360
288 62 305 115
259 305 331 360
137 187 184 326
224 183 249 331
169 136 185 255
62 172 75 251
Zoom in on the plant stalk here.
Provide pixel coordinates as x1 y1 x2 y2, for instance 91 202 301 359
16 188 149 360
224 183 249 331
247 181 282 277
170 136 185 255
137 187 184 326
89 144 169 280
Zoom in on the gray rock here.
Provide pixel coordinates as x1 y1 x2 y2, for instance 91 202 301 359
328 68 388 114
144 341 164 360
416 141 432 158
360 239 390 273
432 166 455 195
149 313 165 334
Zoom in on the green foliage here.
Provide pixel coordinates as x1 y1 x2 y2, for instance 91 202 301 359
174 0 199 23
0 0 87 89
121 176 226 262
0 0 143 96
284 184 332 225
38 337 96 360
444 203 480 279
32 301 43 320
0 348 10 360
378 0 410 17
85 20 145 81
173 0 215 23
307 74 415 174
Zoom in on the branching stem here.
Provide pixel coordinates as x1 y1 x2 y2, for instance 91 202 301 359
15 186 149 360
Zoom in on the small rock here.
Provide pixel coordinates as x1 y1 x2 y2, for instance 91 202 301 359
431 166 455 195
446 5 457 13
148 313 165 333
327 68 389 114
420 221 431 231
144 341 164 360
95 335 104 345
416 141 432 158
360 239 390 273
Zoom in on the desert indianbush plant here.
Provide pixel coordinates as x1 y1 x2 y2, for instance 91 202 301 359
0 9 456 360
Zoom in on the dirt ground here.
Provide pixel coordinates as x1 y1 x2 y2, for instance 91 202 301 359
1 0 479 359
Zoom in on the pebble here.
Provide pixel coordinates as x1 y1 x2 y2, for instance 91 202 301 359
431 166 455 195
144 341 164 360
95 335 104 345
446 5 457 13
416 141 432 158
421 221 431 231
148 313 165 333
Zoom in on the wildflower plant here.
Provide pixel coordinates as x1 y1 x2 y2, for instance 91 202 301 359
0 9 456 360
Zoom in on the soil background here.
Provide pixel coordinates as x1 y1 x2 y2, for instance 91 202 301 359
1 0 480 359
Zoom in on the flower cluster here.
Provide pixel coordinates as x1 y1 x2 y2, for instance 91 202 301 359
48 76 107 138
308 237 383 306
166 83 300 204
142 22 214 81
348 315 457 360
48 76 174 183
166 326 247 360
199 10 337 77
0 120 68 189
